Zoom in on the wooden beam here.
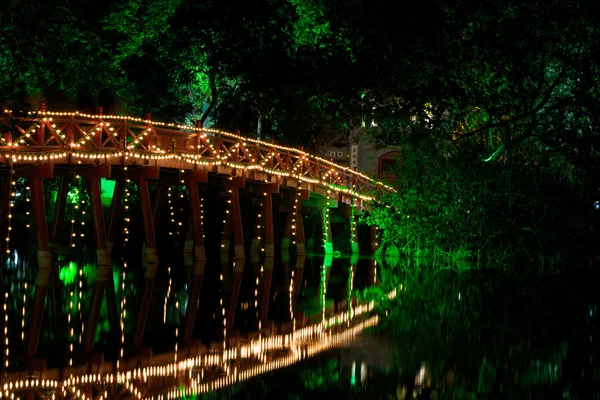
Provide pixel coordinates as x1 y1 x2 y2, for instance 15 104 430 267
84 177 111 354
26 174 52 359
134 177 159 349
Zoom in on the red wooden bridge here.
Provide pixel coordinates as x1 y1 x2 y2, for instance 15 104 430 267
0 103 392 396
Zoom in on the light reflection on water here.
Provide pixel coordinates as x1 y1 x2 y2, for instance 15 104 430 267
2 249 382 396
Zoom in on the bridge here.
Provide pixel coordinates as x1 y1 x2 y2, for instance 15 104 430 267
0 103 393 397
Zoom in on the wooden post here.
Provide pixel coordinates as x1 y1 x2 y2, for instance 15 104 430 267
259 258 274 327
105 178 124 343
26 171 52 358
257 183 278 258
181 260 205 347
0 175 12 254
181 171 208 346
49 174 69 349
83 174 111 354
221 177 245 259
134 176 159 348
317 207 333 255
226 259 244 331
186 171 207 261
152 183 167 228
292 255 306 315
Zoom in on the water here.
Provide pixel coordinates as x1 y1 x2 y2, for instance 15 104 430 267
248 264 600 399
5 230 599 398
1 248 376 369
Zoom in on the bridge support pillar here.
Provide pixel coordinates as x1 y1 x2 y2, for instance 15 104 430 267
291 254 306 316
221 177 245 259
23 166 54 359
186 171 207 261
370 226 380 253
105 178 124 343
319 254 334 323
183 223 194 286
134 174 160 349
338 202 361 254
259 257 274 328
224 257 244 331
182 171 208 347
302 197 337 255
251 183 278 257
81 166 111 354
281 189 309 256
182 260 205 347
0 173 11 254
48 174 69 345
152 183 168 228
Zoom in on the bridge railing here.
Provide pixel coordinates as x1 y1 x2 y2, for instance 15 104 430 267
0 109 395 201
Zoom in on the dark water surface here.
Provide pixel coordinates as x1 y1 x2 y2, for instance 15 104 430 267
4 239 599 399
244 265 600 399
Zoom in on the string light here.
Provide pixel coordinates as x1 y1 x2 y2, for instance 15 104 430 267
291 188 301 246
177 169 185 238
119 165 131 370
164 267 171 324
0 286 394 398
68 290 74 367
221 184 233 251
167 187 174 236
220 273 226 349
117 165 131 370
21 283 26 342
3 111 394 204
289 271 294 324
5 165 15 255
3 292 8 369
322 190 332 254
174 302 179 365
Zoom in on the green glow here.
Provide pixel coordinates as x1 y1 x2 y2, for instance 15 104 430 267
100 178 116 208
59 262 77 285
350 361 357 386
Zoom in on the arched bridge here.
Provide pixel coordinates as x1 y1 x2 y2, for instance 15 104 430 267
0 104 393 396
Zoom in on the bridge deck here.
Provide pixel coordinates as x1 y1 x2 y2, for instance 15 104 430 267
0 109 395 202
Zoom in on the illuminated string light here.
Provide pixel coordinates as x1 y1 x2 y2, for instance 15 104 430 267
200 196 205 239
5 166 15 255
3 292 8 369
220 273 226 349
291 188 301 246
174 301 179 365
289 271 294 323
24 184 31 230
0 287 393 398
21 283 27 342
119 165 131 370
221 183 233 251
348 265 355 324
164 267 171 325
4 111 394 204
167 187 174 236
177 169 186 237
68 290 74 367
323 190 331 251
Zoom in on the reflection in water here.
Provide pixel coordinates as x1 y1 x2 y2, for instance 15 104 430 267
2 302 380 399
282 263 599 399
2 248 385 398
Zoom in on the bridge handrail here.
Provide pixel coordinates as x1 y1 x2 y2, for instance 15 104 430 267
0 110 396 200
